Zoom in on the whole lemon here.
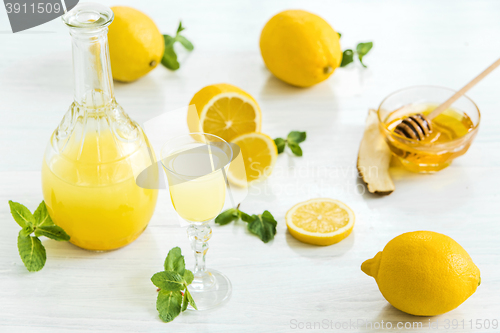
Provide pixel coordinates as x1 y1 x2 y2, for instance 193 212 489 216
260 10 342 87
362 231 480 316
108 6 164 82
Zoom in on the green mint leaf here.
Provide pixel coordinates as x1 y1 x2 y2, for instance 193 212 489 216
215 207 278 243
356 42 373 68
157 290 183 322
183 269 194 285
20 226 34 237
34 225 70 241
239 211 254 223
9 200 35 228
176 35 194 51
33 201 55 228
170 256 185 275
162 46 180 70
287 131 306 144
161 35 180 71
164 247 185 274
274 138 286 154
288 142 303 156
163 34 176 48
181 292 189 312
185 289 197 310
164 247 181 271
176 21 185 34
215 208 239 225
356 42 373 56
248 214 258 221
337 32 342 38
261 210 277 223
340 49 354 67
247 211 277 243
151 271 185 291
162 22 193 71
17 232 46 272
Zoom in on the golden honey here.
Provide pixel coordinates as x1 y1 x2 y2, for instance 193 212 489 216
382 104 477 173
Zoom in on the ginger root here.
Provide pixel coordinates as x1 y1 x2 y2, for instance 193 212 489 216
357 109 395 195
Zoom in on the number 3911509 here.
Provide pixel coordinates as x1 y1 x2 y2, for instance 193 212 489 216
5 2 62 14
444 319 498 330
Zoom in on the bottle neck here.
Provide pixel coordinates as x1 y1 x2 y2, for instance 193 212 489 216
70 27 114 107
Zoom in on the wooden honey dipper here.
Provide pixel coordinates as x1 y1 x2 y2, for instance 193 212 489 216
395 57 500 140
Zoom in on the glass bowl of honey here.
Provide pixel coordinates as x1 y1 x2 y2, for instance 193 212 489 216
378 86 480 173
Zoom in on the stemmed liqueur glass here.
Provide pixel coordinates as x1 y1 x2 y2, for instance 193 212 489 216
161 133 233 310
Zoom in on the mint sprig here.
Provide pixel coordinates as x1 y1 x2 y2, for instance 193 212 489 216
338 33 373 68
161 21 194 71
356 42 373 67
9 200 70 272
215 204 277 243
340 49 354 67
274 131 306 156
151 247 197 323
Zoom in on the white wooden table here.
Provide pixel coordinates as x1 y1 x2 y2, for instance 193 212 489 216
1 0 500 332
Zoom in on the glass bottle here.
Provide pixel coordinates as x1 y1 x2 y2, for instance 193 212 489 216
41 3 158 251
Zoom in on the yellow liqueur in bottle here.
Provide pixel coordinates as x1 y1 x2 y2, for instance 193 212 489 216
42 3 158 251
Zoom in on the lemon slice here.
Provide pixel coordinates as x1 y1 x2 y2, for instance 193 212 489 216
228 132 277 186
286 198 355 246
188 83 262 142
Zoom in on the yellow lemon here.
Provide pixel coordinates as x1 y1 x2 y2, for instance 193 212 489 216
260 10 342 87
286 198 354 246
108 6 164 82
362 231 481 316
228 132 277 186
188 84 262 142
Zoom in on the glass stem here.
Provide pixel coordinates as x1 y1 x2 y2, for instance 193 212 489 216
187 223 215 290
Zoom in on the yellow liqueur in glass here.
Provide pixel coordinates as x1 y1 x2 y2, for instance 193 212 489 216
163 143 228 222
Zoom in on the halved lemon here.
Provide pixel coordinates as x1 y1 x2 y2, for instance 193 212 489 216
188 83 262 142
228 132 277 187
286 198 355 246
